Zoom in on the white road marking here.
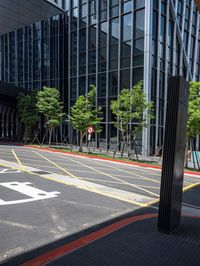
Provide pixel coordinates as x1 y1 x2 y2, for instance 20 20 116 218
0 159 155 206
0 169 7 173
0 169 21 174
0 182 60 205
0 219 36 229
93 158 140 167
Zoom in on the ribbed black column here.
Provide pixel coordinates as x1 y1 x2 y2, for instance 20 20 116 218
158 76 189 233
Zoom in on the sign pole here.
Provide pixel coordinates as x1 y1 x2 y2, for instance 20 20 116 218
87 127 94 154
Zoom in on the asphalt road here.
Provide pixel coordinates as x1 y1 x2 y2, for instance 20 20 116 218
0 144 199 263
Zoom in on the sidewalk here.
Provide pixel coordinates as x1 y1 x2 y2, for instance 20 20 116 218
5 185 200 266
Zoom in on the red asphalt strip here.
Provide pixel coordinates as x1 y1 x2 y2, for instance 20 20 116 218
21 213 158 266
25 145 200 176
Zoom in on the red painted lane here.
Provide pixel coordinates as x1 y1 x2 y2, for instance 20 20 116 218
21 213 158 266
25 145 200 176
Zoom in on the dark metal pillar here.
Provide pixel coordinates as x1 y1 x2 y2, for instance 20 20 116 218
158 76 189 233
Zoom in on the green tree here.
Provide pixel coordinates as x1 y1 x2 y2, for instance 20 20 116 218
185 81 200 168
36 87 65 147
70 85 103 152
111 81 153 158
17 91 38 143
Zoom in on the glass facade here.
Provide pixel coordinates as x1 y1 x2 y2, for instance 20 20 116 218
1 13 68 100
0 0 200 154
48 0 69 10
151 0 200 154
68 0 145 149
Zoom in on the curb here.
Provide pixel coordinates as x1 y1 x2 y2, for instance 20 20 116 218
25 145 200 177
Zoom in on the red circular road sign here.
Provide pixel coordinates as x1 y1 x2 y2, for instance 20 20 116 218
87 126 94 134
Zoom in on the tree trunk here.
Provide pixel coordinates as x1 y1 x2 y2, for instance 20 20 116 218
24 127 28 144
49 127 53 147
24 126 31 144
135 145 139 161
127 131 131 160
190 138 196 170
79 132 83 152
184 137 189 168
42 130 47 146
121 133 126 158
113 145 118 158
133 137 139 161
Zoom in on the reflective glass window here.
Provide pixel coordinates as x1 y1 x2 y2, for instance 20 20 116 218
122 1 132 14
80 4 87 18
135 9 144 39
72 0 78 8
122 14 132 41
135 0 145 9
110 18 119 45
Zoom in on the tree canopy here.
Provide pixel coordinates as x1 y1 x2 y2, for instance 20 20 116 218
70 85 103 151
187 81 200 138
111 81 153 158
111 81 153 137
17 91 38 143
36 86 65 146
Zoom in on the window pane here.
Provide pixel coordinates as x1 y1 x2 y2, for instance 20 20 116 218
135 9 144 39
110 18 119 44
122 14 132 41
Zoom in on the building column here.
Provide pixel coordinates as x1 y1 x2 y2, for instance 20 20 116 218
6 107 11 138
155 0 161 155
1 106 6 138
0 105 2 137
142 0 153 156
10 108 15 138
15 113 20 141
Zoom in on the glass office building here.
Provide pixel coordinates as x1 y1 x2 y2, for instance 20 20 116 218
0 0 200 155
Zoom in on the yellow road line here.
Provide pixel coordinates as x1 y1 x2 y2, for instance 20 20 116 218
0 162 76 187
3 156 200 208
144 181 200 208
0 162 148 207
91 164 161 176
77 187 149 207
32 150 159 198
24 163 64 171
12 149 200 207
33 151 78 179
55 153 159 197
183 181 200 192
143 198 159 207
51 167 97 174
1 152 200 208
32 151 99 194
22 162 97 174
12 149 24 170
75 157 161 182
78 177 123 184
91 161 161 184
111 173 160 181
137 185 160 190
